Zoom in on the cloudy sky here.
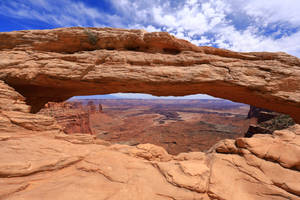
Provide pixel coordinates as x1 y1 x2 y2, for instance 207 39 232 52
1 0 299 57
0 0 299 99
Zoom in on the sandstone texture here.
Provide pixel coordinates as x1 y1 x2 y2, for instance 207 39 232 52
0 80 61 134
0 27 300 200
0 27 299 122
39 101 102 134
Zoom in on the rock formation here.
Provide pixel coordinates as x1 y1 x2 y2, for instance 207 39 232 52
0 27 299 200
39 101 103 134
245 105 295 137
0 27 300 122
39 102 93 134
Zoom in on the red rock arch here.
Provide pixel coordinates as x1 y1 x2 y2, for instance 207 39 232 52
0 27 299 122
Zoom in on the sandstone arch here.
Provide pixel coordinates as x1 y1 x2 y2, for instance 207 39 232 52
1 27 300 200
0 27 299 122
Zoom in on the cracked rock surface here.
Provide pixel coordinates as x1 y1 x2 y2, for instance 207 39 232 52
1 124 299 199
0 27 300 200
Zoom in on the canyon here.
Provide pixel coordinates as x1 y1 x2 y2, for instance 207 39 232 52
0 27 299 200
40 98 251 155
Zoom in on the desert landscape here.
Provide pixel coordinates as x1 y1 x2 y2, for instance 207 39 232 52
0 26 299 200
40 98 251 154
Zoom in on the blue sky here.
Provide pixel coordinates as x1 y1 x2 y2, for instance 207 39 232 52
1 0 299 99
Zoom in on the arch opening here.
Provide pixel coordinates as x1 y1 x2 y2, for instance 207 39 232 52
38 92 271 155
7 78 300 125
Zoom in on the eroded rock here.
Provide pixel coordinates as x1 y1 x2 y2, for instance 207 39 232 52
0 28 299 122
245 105 295 137
1 125 299 200
0 28 300 200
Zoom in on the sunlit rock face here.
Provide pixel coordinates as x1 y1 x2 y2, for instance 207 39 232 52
0 28 299 200
38 101 104 134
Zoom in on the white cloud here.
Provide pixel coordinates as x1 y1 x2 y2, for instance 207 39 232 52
210 22 300 54
108 0 300 57
132 25 162 32
150 0 228 36
243 0 300 25
193 36 211 46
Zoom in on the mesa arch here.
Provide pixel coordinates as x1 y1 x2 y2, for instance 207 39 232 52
0 27 300 200
0 27 299 122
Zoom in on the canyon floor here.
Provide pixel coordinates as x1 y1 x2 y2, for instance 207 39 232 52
41 98 252 155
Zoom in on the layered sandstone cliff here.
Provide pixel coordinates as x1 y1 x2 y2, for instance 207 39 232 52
0 28 299 200
39 102 93 134
38 101 102 134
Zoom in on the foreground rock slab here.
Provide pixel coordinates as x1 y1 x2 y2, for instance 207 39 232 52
1 125 299 200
